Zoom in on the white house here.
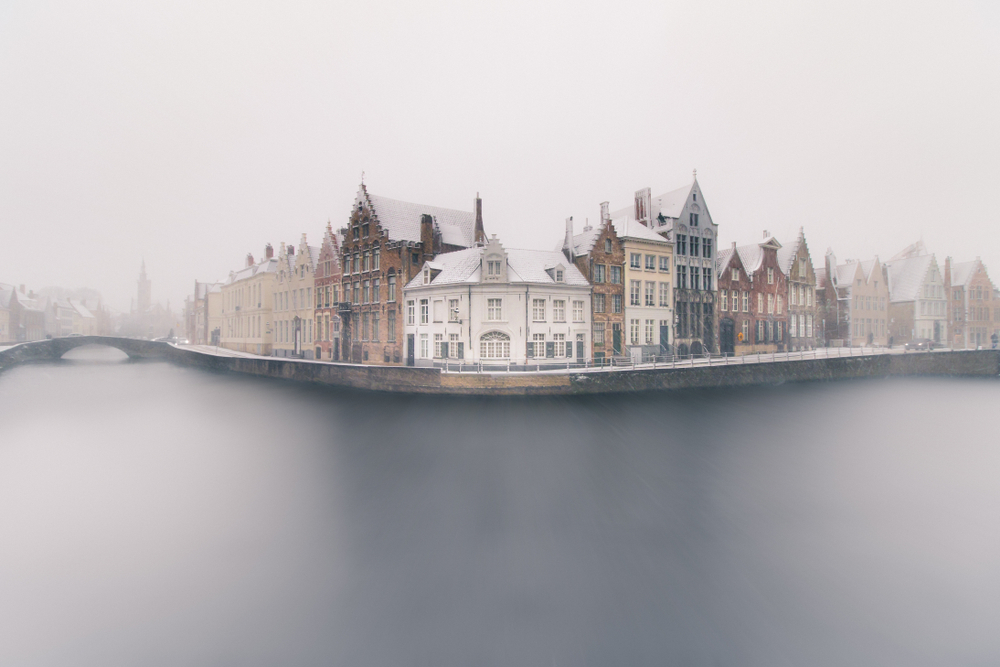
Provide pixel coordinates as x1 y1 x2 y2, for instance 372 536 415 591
403 236 592 366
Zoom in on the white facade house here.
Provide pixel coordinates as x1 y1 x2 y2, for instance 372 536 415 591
403 236 592 366
611 216 674 360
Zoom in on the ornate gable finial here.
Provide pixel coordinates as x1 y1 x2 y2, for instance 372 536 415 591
693 168 697 180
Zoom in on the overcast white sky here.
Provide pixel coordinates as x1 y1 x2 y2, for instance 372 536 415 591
2 0 998 312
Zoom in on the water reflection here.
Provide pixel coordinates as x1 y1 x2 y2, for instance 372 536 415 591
60 343 130 363
0 362 998 665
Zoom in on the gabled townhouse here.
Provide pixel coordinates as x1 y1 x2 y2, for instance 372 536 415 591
611 214 674 360
611 173 719 355
403 235 591 367
817 252 889 346
557 204 625 360
0 284 16 343
189 281 224 345
885 242 947 346
945 257 995 349
274 235 319 359
340 184 486 364
0 285 46 342
716 233 787 355
777 228 818 351
220 244 277 355
68 299 97 336
314 223 343 361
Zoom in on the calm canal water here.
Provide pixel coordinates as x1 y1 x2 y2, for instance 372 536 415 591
1 346 999 666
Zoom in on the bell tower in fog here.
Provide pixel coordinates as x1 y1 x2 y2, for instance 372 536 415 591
137 260 152 313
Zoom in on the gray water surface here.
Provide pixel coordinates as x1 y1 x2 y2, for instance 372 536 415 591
1 347 999 665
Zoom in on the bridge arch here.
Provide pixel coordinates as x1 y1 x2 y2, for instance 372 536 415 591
0 336 174 370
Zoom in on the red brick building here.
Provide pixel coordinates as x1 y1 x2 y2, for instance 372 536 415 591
716 234 788 355
945 257 996 349
339 184 485 364
314 223 342 360
558 202 625 359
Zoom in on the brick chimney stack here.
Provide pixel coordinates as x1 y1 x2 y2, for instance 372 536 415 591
265 243 274 259
246 253 254 267
600 201 610 226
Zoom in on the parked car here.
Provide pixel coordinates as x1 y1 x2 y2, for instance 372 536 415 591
904 338 935 351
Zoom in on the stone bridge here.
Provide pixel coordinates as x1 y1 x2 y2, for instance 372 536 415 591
0 336 174 370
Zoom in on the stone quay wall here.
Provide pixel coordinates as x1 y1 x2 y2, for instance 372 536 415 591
2 337 998 396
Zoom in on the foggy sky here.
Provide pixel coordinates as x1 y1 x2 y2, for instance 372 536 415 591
2 0 998 312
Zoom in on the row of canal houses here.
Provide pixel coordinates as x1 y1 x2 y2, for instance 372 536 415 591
191 175 1000 364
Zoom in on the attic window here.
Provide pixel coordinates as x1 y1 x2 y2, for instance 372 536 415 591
423 267 431 285
693 192 697 202
555 269 564 282
487 260 501 276
732 268 738 282
605 239 612 253
690 213 699 226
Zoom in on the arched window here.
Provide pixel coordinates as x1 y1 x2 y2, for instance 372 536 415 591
479 331 510 359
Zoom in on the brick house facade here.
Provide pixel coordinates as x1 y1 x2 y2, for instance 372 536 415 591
716 234 787 355
314 223 342 361
945 257 996 349
558 202 625 359
339 184 485 364
778 228 818 350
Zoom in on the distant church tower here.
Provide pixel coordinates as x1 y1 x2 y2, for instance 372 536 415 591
137 260 152 313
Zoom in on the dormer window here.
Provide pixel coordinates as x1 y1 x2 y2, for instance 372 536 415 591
605 239 612 253
487 260 501 276
423 267 431 285
767 268 774 284
732 268 739 282
555 269 564 282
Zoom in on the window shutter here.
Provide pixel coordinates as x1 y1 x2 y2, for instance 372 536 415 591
526 342 534 358
546 342 555 358
566 342 573 358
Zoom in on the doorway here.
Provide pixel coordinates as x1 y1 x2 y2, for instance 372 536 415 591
719 318 735 356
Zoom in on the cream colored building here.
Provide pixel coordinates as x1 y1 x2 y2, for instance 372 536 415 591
612 217 674 360
273 234 320 359
220 245 277 355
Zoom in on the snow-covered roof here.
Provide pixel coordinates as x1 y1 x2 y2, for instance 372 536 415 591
358 186 478 247
777 229 806 274
885 254 935 303
716 247 736 277
950 260 979 288
69 299 94 319
0 284 14 309
405 246 590 289
557 223 604 257
611 217 671 244
730 238 781 275
834 262 860 285
609 181 696 224
815 267 828 288
226 257 278 285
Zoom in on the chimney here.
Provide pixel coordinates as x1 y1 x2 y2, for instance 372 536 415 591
288 246 294 256
763 230 769 239
565 216 575 262
265 243 274 259
474 194 486 245
420 214 434 261
634 188 652 227
600 201 610 225
246 253 254 267
732 241 737 250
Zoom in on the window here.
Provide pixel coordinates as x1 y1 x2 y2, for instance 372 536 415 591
530 333 545 358
645 255 656 271
420 299 429 324
630 253 641 269
703 238 711 258
362 223 369 238
373 248 380 270
487 298 502 320
594 293 605 313
555 269 564 282
487 260 501 276
742 319 749 342
373 278 380 303
573 300 584 322
807 289 813 307
434 333 443 358
776 295 782 314
449 299 460 322
610 266 622 284
388 311 396 341
480 331 510 358
733 290 739 312
406 300 415 325
677 235 687 256
362 280 369 304
692 270 700 291
659 282 670 307
388 275 396 302
605 239 612 253
420 333 429 358
612 294 622 313
645 282 655 306
799 257 806 275
689 237 699 258
449 333 459 358
767 267 774 284
353 254 359 273
630 280 641 306
553 300 566 321
630 319 639 345
678 266 687 289
361 312 369 341
533 299 546 321
659 256 670 272
353 226 359 241
702 268 712 291
372 312 380 341
553 333 566 357
690 213 699 226
343 255 350 275
594 321 605 344
362 251 370 272
645 319 654 345
594 264 606 283
721 289 728 311
353 282 360 304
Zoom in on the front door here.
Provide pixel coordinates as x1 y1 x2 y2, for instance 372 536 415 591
293 317 302 356
719 318 735 356
612 324 622 356
406 334 415 366
576 334 584 360
659 324 670 355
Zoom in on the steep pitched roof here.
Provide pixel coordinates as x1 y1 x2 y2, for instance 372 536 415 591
653 183 693 219
950 260 979 288
777 229 806 274
405 246 589 289
557 222 604 257
732 238 781 275
885 254 934 303
716 246 736 277
356 185 478 247
0 284 14 309
834 262 860 285
611 217 670 244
